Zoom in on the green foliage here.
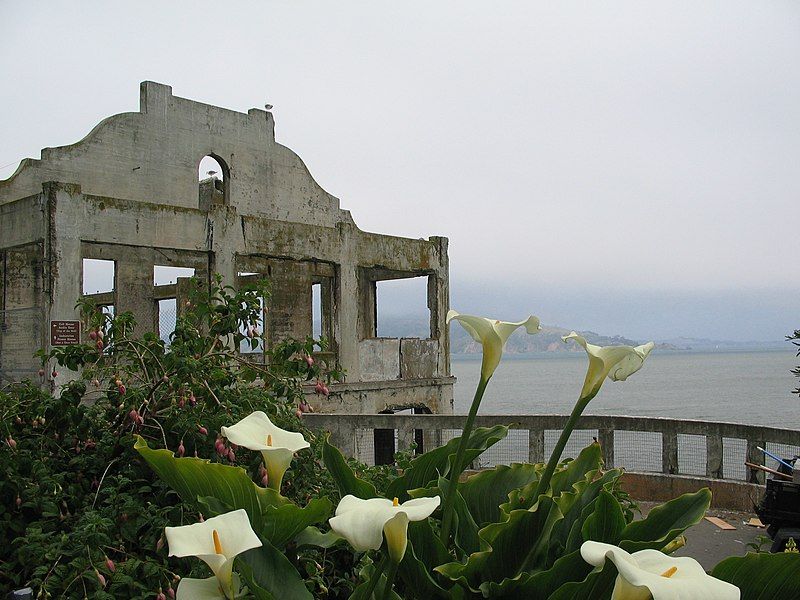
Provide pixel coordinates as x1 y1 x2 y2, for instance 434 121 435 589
711 551 800 599
0 277 352 598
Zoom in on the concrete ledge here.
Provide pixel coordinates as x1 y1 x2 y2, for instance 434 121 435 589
620 472 764 512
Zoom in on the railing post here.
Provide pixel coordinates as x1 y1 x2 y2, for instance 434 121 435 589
706 434 723 479
746 439 766 484
598 428 615 468
528 427 544 464
662 430 678 474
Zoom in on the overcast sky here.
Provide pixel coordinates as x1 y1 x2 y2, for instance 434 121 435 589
1 1 798 341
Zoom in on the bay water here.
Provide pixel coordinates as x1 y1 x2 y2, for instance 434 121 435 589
451 349 800 430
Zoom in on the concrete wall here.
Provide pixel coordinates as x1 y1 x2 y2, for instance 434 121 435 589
0 83 453 413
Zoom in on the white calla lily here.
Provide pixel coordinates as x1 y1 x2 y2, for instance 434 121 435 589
563 332 655 400
165 509 261 600
446 310 540 381
581 541 740 600
329 495 441 563
221 411 310 490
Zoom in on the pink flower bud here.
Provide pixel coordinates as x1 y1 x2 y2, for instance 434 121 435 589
197 425 208 436
117 384 126 395
189 393 197 407
38 368 45 377
261 474 269 487
105 556 116 573
89 330 97 341
51 369 58 378
156 536 164 552
156 592 166 600
16 495 22 507
91 378 100 387
115 379 122 386
96 329 104 340
305 355 314 367
178 397 185 408
6 437 17 449
96 339 104 350
95 569 106 587
177 440 185 457
295 409 303 419
167 586 175 599
227 449 236 462
198 513 205 522
162 374 169 383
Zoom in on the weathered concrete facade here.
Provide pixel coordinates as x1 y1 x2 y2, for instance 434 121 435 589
0 82 453 413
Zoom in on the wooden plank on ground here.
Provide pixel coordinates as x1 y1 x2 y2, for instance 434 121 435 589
704 516 736 530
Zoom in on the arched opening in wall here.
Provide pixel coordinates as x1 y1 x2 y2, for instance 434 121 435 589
198 154 229 210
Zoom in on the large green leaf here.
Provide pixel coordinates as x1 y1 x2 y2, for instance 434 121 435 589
711 552 800 600
261 497 332 548
294 526 344 549
502 443 605 515
555 469 623 560
546 562 618 600
460 462 542 527
386 425 509 502
134 435 284 532
322 434 378 500
620 488 711 552
238 538 313 600
398 540 449 599
581 489 626 545
475 550 593 599
436 496 563 594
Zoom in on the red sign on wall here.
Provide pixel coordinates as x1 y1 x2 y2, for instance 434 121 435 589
50 320 81 346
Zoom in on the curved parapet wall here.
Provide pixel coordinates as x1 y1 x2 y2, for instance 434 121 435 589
0 82 353 228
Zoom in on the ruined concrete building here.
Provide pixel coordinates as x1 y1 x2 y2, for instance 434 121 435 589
0 82 453 415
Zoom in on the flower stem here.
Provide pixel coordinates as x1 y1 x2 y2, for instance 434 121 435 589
381 560 399 600
439 376 489 545
533 390 597 500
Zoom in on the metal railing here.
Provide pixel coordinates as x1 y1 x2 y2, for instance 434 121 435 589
302 413 800 484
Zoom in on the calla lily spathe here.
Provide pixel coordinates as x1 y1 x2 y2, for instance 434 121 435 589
165 509 261 600
563 332 655 400
329 495 441 563
221 411 309 491
447 310 540 380
581 541 740 600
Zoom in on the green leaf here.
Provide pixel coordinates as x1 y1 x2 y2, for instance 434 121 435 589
238 538 313 600
546 561 618 600
261 497 332 549
581 489 626 545
294 526 344 549
711 551 800 600
322 434 378 500
387 425 509 502
620 488 711 552
460 462 542 527
134 435 284 532
398 540 449 599
436 496 563 594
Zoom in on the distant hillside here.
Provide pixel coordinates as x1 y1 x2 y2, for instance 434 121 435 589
374 314 783 354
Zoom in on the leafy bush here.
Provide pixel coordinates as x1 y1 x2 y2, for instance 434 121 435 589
0 278 357 598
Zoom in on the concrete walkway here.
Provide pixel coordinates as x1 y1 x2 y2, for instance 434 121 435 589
638 502 766 570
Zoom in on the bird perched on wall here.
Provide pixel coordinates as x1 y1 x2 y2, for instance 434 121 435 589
264 103 273 111
207 170 218 179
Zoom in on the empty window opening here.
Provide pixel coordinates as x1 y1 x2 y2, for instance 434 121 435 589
375 276 431 338
154 265 195 286
198 155 228 210
158 299 177 345
82 259 115 295
239 296 265 354
312 283 322 340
